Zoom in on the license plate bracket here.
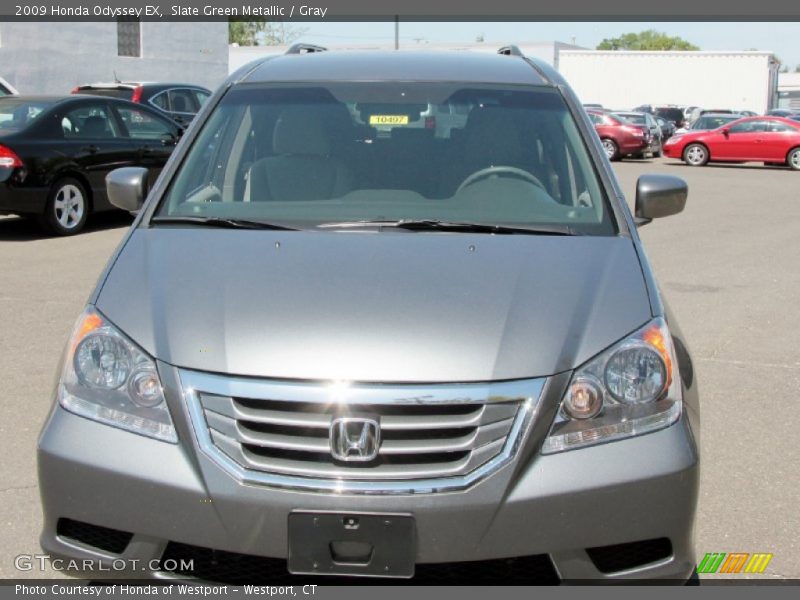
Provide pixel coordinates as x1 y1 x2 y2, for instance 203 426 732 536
288 511 416 578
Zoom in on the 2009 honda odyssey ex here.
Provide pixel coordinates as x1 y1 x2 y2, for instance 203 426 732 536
38 45 699 583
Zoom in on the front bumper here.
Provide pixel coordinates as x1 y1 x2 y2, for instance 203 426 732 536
662 143 682 159
38 365 699 583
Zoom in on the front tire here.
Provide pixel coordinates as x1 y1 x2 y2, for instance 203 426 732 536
787 147 800 171
683 143 709 167
602 138 619 161
41 177 89 235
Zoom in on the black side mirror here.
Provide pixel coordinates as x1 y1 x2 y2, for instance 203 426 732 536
634 174 687 226
161 131 179 146
106 167 149 212
721 128 730 137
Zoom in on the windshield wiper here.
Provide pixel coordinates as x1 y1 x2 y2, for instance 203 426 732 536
317 219 577 235
150 216 298 231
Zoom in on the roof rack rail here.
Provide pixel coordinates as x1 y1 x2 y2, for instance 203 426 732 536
286 43 327 55
498 45 523 57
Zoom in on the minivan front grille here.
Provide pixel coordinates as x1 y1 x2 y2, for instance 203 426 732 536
181 370 544 494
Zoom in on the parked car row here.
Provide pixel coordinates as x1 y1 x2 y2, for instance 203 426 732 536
583 102 800 169
0 81 212 234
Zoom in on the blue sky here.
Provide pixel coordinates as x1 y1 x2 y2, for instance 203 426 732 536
294 22 800 68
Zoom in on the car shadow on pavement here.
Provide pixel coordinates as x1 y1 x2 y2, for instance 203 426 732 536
662 161 791 172
0 212 134 242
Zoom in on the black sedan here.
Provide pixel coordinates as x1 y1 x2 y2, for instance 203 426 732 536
655 116 676 139
0 95 181 235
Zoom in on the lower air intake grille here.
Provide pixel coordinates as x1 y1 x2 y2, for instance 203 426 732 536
586 538 673 573
160 542 560 585
56 518 133 554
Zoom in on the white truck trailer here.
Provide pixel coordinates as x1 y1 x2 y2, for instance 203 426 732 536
558 50 779 115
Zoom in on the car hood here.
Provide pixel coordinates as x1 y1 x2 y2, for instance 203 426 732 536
96 229 652 383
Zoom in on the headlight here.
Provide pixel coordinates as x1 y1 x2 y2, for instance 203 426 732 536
542 318 681 454
57 307 177 442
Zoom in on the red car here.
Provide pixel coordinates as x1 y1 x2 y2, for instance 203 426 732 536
663 116 800 170
586 110 650 161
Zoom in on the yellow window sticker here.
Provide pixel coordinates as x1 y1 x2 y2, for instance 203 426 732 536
369 115 410 125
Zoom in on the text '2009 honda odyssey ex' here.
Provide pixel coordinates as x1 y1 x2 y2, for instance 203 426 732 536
38 45 699 584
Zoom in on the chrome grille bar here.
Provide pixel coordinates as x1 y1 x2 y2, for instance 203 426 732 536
181 369 545 494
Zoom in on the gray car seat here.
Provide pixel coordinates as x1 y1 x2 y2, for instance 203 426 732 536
82 115 111 138
246 107 352 202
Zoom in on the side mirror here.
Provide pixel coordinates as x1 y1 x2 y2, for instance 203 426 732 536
161 132 178 146
634 174 687 226
721 128 730 137
106 167 149 212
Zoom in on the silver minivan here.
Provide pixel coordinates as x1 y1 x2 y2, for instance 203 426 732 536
38 46 700 583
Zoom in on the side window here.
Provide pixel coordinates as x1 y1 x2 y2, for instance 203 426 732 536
115 106 175 139
167 89 198 114
729 120 766 134
767 121 796 133
62 104 119 139
194 90 211 108
588 113 601 125
150 92 170 112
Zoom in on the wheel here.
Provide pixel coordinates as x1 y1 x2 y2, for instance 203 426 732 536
787 147 800 171
456 165 548 194
601 138 619 161
41 177 89 235
683 143 709 167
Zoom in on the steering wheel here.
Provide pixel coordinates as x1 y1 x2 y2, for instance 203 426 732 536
456 166 547 194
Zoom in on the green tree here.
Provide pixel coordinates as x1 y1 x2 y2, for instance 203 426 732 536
228 20 266 46
597 30 699 51
229 20 308 46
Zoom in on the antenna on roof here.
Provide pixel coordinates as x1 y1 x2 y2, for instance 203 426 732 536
113 70 121 83
497 45 523 57
286 43 327 55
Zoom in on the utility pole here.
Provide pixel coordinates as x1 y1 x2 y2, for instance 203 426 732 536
394 16 399 50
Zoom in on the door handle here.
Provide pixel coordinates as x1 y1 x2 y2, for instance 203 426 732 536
80 144 99 154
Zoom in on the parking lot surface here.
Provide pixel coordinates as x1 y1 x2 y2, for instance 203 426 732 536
1 157 798 580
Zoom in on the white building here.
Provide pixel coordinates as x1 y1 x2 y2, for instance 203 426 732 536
558 50 779 114
777 72 800 111
0 22 228 94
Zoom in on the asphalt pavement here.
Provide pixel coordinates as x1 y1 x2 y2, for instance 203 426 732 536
0 157 797 580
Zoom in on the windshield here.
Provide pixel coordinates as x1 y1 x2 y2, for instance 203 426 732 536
655 108 684 123
157 83 614 235
0 98 53 132
617 113 646 125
